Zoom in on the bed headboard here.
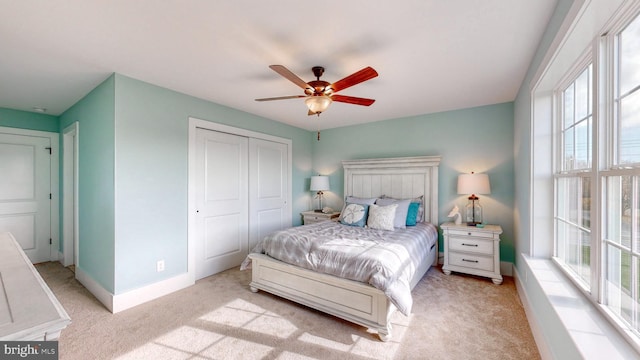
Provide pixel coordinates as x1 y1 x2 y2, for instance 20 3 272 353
342 156 441 225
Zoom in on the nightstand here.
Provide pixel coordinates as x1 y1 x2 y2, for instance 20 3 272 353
301 210 340 225
441 222 503 284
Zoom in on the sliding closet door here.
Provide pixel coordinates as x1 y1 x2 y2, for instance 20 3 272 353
248 138 289 250
194 129 248 280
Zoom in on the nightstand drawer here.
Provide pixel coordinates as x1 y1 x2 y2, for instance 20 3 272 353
301 211 340 225
303 216 324 224
448 229 494 239
305 214 326 222
449 237 493 255
448 252 494 272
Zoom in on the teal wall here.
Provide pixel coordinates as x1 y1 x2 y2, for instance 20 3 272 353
312 102 516 262
514 0 575 265
59 75 117 293
111 74 312 293
514 0 574 264
513 0 579 357
0 107 58 132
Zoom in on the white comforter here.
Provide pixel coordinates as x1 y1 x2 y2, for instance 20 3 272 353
240 221 438 315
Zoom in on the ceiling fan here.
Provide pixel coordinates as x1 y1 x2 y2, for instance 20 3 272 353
255 65 378 116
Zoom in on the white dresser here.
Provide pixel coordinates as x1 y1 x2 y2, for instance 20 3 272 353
301 211 340 225
441 222 503 285
0 232 71 340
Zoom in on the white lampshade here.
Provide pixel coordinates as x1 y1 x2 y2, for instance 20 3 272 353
305 95 332 114
457 173 491 195
310 175 330 191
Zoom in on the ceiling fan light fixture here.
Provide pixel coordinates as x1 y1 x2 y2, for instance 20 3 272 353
305 95 332 114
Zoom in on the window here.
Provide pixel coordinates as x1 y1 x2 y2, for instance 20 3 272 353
554 10 640 340
555 64 593 289
603 13 640 335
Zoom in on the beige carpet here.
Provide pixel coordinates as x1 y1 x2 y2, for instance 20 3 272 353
36 262 540 360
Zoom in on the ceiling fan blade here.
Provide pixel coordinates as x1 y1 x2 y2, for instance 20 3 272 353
255 95 306 102
269 65 313 91
331 94 375 106
328 67 378 94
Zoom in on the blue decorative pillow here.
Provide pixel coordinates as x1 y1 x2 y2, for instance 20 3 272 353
340 203 369 227
406 202 420 226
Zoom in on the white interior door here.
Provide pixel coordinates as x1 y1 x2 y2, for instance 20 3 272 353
195 129 248 280
249 138 289 250
0 132 51 263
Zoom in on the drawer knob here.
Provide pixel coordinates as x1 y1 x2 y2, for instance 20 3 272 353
468 232 472 236
462 258 479 263
462 243 478 247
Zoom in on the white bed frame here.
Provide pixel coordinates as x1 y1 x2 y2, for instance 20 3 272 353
248 155 441 341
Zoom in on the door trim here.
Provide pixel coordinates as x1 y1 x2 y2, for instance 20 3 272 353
187 117 292 282
62 122 79 267
0 126 59 262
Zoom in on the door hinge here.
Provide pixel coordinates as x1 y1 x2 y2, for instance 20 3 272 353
49 193 52 200
45 147 52 154
49 238 52 245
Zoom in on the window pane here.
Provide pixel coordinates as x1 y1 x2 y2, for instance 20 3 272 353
556 175 591 288
619 89 640 164
568 177 579 224
557 178 567 220
580 230 591 286
636 178 640 253
575 118 591 169
557 220 566 259
575 69 589 121
605 246 633 323
564 127 574 171
619 15 640 96
564 84 575 128
604 176 629 245
581 176 591 229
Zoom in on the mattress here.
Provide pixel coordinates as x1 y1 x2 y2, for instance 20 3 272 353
241 221 438 315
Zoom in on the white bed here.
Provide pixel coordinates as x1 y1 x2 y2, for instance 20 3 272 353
246 155 440 341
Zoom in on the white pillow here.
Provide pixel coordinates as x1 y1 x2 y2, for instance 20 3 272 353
375 198 411 229
367 204 397 231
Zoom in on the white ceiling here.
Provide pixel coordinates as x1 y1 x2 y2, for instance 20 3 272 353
0 0 558 131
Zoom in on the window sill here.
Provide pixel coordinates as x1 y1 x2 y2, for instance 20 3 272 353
517 256 639 359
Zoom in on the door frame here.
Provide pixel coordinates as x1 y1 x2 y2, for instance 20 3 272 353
187 117 292 282
62 122 79 267
0 126 59 262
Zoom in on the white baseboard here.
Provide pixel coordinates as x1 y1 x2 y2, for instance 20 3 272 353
514 267 552 360
75 267 194 313
75 266 114 312
112 273 193 313
500 261 513 276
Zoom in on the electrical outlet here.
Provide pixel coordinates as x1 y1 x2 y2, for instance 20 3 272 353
156 260 165 272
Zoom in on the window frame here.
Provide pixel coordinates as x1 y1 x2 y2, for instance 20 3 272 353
552 5 640 343
553 54 597 299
